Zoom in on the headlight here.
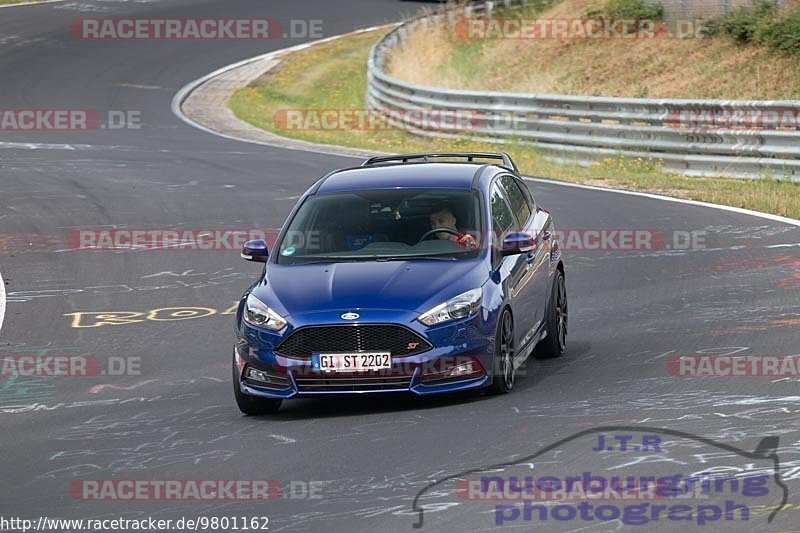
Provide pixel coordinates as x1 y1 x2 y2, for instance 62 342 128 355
418 288 482 326
243 293 287 331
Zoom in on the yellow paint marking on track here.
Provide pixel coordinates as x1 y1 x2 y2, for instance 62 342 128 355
65 303 238 328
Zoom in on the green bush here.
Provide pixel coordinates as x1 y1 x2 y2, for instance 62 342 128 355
605 0 663 21
702 1 775 42
703 0 800 55
755 8 800 54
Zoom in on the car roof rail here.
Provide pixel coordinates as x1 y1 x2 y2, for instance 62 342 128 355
361 152 519 173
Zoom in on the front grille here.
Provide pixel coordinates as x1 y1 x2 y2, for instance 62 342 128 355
275 325 431 358
294 374 412 392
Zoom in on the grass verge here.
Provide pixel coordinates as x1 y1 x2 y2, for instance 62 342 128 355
0 0 53 5
229 28 800 219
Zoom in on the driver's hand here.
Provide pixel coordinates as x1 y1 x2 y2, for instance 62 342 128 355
454 233 477 249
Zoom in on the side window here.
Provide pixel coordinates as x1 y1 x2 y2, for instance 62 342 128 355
518 178 536 214
490 183 516 236
499 175 531 226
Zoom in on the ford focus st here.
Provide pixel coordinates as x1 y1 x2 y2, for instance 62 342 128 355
232 152 567 414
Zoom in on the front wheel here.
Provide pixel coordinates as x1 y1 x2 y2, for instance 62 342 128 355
490 309 515 394
233 357 283 415
534 269 567 359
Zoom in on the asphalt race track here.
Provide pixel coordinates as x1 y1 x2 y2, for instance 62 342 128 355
1 1 799 531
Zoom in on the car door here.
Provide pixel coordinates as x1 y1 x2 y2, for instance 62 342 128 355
497 175 544 349
490 180 532 352
513 177 554 332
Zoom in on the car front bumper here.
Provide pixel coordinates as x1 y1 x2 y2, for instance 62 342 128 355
234 309 495 398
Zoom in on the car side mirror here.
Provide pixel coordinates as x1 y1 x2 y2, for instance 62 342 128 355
500 232 536 256
241 239 269 262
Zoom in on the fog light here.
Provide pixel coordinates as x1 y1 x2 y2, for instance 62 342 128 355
246 367 270 383
420 357 484 384
449 361 475 377
243 366 291 390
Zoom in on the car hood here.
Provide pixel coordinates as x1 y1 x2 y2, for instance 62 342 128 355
253 259 488 316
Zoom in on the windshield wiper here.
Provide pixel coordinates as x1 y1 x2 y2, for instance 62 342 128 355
286 256 459 264
375 256 457 262
284 257 358 265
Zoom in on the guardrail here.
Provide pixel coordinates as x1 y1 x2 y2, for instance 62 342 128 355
366 2 800 180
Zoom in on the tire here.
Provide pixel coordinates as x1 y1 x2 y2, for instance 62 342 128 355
233 356 283 415
534 269 567 359
490 309 515 394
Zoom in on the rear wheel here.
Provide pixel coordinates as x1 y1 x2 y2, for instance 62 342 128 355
534 269 567 359
233 356 283 415
490 309 515 394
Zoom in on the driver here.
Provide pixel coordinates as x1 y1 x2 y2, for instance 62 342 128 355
428 206 477 249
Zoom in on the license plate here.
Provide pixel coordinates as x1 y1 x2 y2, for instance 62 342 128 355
318 352 391 372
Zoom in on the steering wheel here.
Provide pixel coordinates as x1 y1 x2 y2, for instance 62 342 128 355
417 227 461 244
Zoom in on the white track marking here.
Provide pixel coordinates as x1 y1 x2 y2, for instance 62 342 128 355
0 0 63 9
0 271 5 337
0 142 93 150
268 434 297 444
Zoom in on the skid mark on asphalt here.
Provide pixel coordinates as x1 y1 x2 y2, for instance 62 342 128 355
0 393 200 414
53 1 110 11
767 243 800 248
5 272 249 303
0 142 94 150
36 406 297 478
112 83 163 90
87 375 223 395
88 379 158 394
269 434 297 444
0 374 227 414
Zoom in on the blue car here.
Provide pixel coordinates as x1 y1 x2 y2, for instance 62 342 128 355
233 152 567 414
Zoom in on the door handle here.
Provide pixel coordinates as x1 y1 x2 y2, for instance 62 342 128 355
526 251 536 264
541 230 551 241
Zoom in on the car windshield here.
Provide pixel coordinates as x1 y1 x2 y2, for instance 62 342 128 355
276 188 483 264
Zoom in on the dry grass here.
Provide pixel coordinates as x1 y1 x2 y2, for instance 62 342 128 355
387 0 800 98
230 27 800 219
